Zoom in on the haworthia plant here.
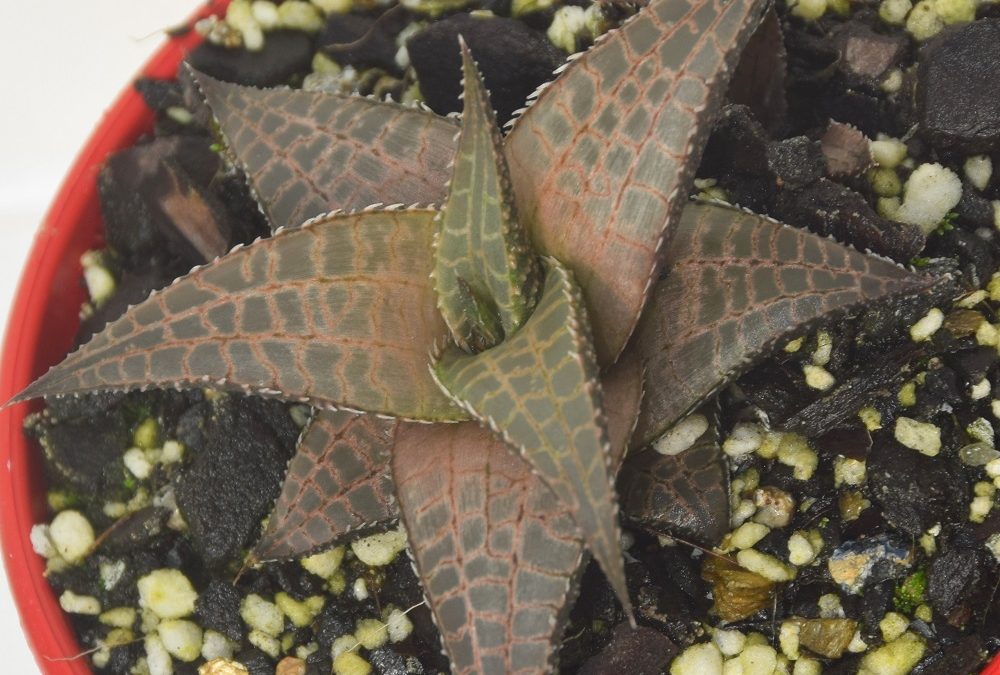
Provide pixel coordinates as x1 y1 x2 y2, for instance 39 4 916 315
13 0 941 671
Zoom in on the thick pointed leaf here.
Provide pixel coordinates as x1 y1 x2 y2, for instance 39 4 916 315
15 209 465 421
728 7 787 132
191 70 458 231
632 202 938 446
393 422 584 675
433 259 631 617
252 410 398 561
506 0 768 364
434 40 541 352
392 352 642 674
619 407 729 547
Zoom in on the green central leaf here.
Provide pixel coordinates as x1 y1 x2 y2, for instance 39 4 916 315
432 258 631 618
433 40 541 353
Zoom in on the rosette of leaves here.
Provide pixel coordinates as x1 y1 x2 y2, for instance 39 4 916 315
13 0 939 671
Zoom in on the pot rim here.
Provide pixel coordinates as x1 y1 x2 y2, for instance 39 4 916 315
0 3 228 672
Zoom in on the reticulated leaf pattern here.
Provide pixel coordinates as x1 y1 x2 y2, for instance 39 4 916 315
15 209 465 422
433 40 541 352
433 259 631 617
192 69 458 232
619 407 729 547
391 351 642 674
392 422 582 675
252 410 398 561
506 0 768 364
631 202 937 446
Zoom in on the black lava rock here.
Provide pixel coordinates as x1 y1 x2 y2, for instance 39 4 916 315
186 30 314 88
911 635 986 674
99 136 230 270
174 397 297 567
196 580 244 641
236 647 275 675
767 136 825 189
314 602 356 648
833 21 907 83
406 15 564 126
316 14 403 73
578 623 678 675
773 178 924 263
369 647 409 675
918 19 1000 153
927 547 981 615
867 440 969 536
38 412 129 494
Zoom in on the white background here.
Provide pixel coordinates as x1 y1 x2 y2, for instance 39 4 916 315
0 2 203 671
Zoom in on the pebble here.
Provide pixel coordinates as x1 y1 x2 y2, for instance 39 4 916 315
138 569 199 619
909 307 944 342
202 630 235 661
159 619 203 661
857 631 925 675
351 528 408 566
894 164 962 234
965 155 993 191
333 651 372 675
670 642 723 675
739 645 777 675
49 510 94 563
803 364 835 391
654 414 709 456
723 423 764 457
240 594 284 636
959 442 1000 466
59 590 101 615
123 447 154 479
753 487 795 527
248 628 281 658
828 536 912 594
879 0 912 24
384 608 414 643
725 522 770 551
788 532 819 566
833 456 867 487
918 20 1000 153
80 251 116 307
894 416 942 456
301 546 345 578
100 607 136 628
736 549 797 582
145 634 173 675
879 612 909 642
200 659 250 675
714 628 747 657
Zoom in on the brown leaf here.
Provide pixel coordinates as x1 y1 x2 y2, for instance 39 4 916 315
632 202 937 447
392 422 584 674
14 209 464 422
252 410 398 561
821 122 873 178
506 0 769 365
728 8 787 131
191 69 458 232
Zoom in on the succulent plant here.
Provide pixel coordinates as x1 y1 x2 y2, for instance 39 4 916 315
13 0 940 671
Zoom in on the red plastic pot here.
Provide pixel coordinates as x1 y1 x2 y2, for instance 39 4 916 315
0 3 229 672
1 3 999 674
